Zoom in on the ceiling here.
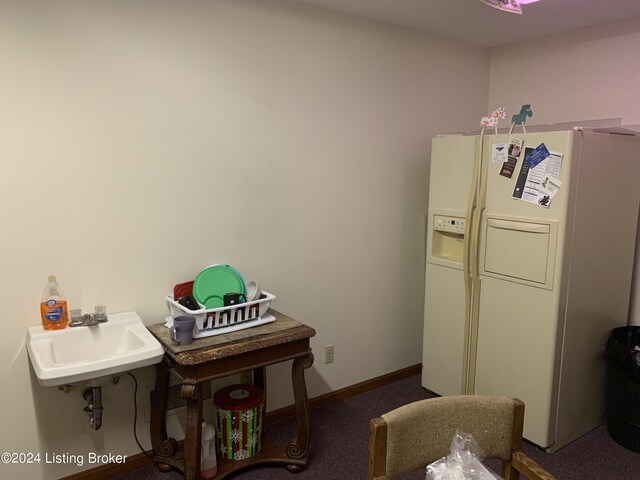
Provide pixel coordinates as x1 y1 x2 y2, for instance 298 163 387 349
290 0 640 47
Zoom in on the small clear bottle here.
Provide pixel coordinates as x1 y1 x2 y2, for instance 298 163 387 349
40 275 69 330
201 420 218 478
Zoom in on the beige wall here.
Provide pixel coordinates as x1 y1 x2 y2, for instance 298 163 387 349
488 18 640 325
0 0 489 477
489 18 640 125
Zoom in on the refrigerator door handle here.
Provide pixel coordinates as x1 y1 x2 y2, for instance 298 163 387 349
465 134 490 395
463 135 483 279
461 134 483 394
471 145 489 279
486 218 550 234
463 190 478 279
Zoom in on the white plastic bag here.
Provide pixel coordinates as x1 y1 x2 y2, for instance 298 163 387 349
425 430 500 480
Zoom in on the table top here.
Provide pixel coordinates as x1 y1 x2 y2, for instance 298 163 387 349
147 309 316 366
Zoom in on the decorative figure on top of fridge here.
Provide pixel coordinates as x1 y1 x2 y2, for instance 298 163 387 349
509 104 533 133
480 107 507 135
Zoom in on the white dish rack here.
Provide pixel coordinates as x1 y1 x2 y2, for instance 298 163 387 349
165 291 276 338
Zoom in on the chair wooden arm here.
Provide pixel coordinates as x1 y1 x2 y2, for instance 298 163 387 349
368 417 388 480
511 450 556 480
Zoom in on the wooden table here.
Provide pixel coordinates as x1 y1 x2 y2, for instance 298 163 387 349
147 310 316 480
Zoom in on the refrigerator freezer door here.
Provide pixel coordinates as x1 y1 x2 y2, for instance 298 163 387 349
422 262 468 395
422 135 478 395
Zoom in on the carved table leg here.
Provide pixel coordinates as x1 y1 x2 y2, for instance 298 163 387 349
286 352 314 473
182 382 203 480
151 361 178 471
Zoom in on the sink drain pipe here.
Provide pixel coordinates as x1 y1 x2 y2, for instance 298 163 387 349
83 387 103 430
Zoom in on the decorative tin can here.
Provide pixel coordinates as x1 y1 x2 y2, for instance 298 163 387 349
214 384 264 460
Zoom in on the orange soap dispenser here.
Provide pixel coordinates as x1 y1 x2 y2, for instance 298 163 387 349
40 275 69 330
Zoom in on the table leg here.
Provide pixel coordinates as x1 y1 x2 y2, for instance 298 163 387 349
253 366 266 392
182 382 203 480
151 362 178 471
286 352 314 472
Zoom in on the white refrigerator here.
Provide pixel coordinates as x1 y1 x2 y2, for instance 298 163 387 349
421 128 640 452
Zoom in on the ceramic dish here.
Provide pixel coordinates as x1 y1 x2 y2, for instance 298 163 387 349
245 279 261 302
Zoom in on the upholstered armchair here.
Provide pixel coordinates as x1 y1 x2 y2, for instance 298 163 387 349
368 395 556 480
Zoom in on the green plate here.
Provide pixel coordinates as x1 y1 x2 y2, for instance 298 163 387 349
203 295 224 309
193 265 245 307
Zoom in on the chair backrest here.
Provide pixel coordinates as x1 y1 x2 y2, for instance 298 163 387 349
369 395 523 479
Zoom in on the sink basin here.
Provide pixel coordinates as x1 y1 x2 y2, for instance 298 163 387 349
27 311 164 387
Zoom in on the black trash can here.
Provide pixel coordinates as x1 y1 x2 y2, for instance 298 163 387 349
605 326 640 452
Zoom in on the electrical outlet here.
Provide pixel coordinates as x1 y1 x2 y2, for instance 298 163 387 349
325 344 335 364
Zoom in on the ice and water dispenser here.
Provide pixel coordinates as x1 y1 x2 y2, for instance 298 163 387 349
428 211 557 288
430 214 466 264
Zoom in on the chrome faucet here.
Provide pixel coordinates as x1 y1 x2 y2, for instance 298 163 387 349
69 313 107 327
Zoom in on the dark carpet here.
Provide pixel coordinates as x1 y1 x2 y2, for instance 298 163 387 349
113 375 640 479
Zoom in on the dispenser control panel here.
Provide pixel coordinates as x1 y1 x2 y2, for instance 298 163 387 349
434 215 466 234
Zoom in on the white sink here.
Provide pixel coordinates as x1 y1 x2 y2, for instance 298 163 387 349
27 311 164 387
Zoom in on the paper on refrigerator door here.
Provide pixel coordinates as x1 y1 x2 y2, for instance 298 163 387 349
525 143 551 169
492 143 509 163
513 150 564 207
540 175 562 201
499 137 524 178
